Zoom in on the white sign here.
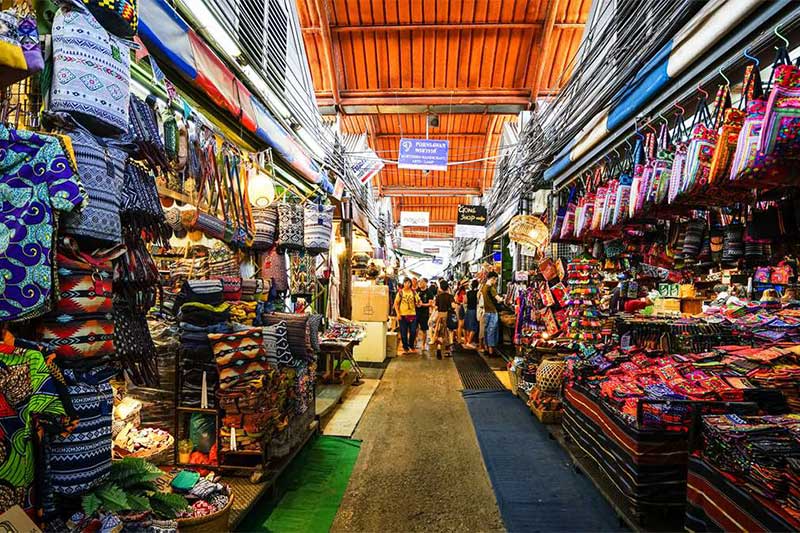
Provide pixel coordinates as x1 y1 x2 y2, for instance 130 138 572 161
521 245 538 257
400 211 430 227
454 224 486 239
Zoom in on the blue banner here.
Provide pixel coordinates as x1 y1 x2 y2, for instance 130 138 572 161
397 138 449 171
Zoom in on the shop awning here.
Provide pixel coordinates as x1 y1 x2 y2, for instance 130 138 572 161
394 248 434 259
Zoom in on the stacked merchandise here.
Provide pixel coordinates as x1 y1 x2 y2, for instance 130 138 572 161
565 256 605 342
685 415 800 531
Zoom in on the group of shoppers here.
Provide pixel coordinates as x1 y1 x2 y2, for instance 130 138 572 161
392 271 503 360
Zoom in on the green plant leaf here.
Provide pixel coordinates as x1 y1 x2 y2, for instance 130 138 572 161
82 493 102 518
96 484 130 513
149 491 189 519
110 457 164 488
126 493 151 512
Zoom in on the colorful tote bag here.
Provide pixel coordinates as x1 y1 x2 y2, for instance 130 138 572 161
277 203 304 251
51 4 131 135
288 251 315 296
60 121 131 244
251 205 278 250
0 10 43 87
44 365 114 495
82 0 137 37
757 62 800 183
304 203 333 254
37 240 122 365
261 247 288 293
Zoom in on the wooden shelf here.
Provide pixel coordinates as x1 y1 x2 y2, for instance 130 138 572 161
158 185 195 205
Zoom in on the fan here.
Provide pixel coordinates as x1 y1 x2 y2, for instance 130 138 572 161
509 215 550 253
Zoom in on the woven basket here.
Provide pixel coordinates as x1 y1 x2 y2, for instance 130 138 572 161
114 433 175 465
177 492 233 533
509 215 550 250
536 358 566 393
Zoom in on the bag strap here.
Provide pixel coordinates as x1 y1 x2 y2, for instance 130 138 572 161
692 91 712 129
766 46 792 93
739 64 764 110
711 84 731 130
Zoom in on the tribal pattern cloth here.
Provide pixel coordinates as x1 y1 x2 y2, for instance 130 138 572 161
209 328 269 391
0 126 85 321
276 203 304 251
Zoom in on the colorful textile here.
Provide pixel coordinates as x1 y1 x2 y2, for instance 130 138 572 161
262 321 292 367
44 365 114 496
0 126 85 321
51 4 131 135
60 124 131 244
261 248 287 293
251 205 278 250
209 328 269 391
288 251 315 296
276 203 303 251
259 313 313 364
0 341 72 514
303 203 333 254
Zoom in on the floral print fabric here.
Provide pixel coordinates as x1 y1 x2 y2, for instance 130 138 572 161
0 125 85 321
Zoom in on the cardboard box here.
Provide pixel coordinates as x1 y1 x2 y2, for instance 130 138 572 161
386 332 398 358
351 284 389 322
353 321 387 363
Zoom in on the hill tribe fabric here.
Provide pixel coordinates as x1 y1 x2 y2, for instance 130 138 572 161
251 205 278 250
51 5 131 135
304 203 333 254
261 321 292 367
0 126 86 321
277 203 304 251
210 328 269 391
44 365 114 496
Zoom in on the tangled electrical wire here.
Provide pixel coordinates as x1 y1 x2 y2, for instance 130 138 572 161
486 0 702 220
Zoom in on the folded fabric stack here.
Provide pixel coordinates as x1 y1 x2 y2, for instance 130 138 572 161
703 415 800 503
229 301 259 325
178 303 232 408
322 320 366 341
171 473 230 519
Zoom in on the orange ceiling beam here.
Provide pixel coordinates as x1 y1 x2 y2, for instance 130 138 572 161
312 0 342 104
381 186 481 196
532 0 561 100
301 22 584 33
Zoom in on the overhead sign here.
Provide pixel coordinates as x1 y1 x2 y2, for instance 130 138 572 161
351 157 384 185
400 211 430 227
454 204 487 239
397 138 449 171
423 247 440 255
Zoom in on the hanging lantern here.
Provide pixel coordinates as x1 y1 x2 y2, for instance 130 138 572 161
509 215 549 251
247 167 276 207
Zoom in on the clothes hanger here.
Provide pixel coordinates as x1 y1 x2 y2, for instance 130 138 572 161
718 68 730 86
743 48 760 68
774 26 789 49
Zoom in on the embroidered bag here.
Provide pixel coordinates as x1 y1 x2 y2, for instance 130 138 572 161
81 0 137 37
44 365 114 495
756 57 800 185
261 247 288 293
770 264 793 285
37 239 122 365
680 91 717 196
709 69 751 186
288 251 315 296
668 110 689 204
60 119 131 244
277 202 304 251
251 205 278 250
51 4 131 135
240 278 264 301
217 276 242 301
754 267 771 284
0 10 43 87
304 203 334 254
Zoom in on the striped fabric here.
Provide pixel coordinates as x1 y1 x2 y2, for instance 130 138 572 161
251 205 278 250
259 313 315 365
44 366 114 496
209 328 269 391
562 385 689 518
686 455 800 532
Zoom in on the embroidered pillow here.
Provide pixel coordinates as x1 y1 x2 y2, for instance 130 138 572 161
262 321 292 367
209 328 269 391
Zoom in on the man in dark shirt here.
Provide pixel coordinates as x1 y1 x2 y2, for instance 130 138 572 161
481 272 502 356
416 278 434 351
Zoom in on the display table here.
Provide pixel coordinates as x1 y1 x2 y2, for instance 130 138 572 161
319 339 362 384
686 455 800 532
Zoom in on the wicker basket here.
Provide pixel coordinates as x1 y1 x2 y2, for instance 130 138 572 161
114 433 175 465
177 492 233 533
509 215 549 250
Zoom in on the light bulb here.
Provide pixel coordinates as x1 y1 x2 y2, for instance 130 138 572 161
247 167 275 207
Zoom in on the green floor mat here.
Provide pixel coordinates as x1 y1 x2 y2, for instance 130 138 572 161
237 436 361 532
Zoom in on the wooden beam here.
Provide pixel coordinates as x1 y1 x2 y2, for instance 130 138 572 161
317 94 532 108
532 0 561 98
377 133 488 139
302 22 583 33
382 187 481 196
481 115 500 192
313 0 343 105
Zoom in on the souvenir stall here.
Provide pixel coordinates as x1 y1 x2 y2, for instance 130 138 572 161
503 25 800 531
0 0 342 529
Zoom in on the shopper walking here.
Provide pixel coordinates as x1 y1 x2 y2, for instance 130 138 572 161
481 272 503 356
416 278 434 351
394 277 421 354
455 281 467 345
463 279 480 349
432 279 457 359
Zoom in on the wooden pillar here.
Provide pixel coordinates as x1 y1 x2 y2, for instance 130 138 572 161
340 198 353 319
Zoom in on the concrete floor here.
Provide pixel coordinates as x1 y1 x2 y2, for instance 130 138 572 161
331 352 505 533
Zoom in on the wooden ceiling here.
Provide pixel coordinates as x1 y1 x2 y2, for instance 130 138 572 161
296 0 589 236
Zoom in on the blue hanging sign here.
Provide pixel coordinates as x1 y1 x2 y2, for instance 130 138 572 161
397 138 449 171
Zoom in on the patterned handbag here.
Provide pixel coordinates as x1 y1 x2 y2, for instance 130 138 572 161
217 276 242 301
288 251 315 296
304 203 333 254
37 239 123 365
240 278 264 301
251 205 278 250
44 365 115 495
277 203 304 251
756 57 800 185
261 247 288 293
52 114 131 244
667 111 689 204
0 9 43 87
128 95 169 170
678 90 717 198
709 69 754 187
50 4 131 135
81 0 136 37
